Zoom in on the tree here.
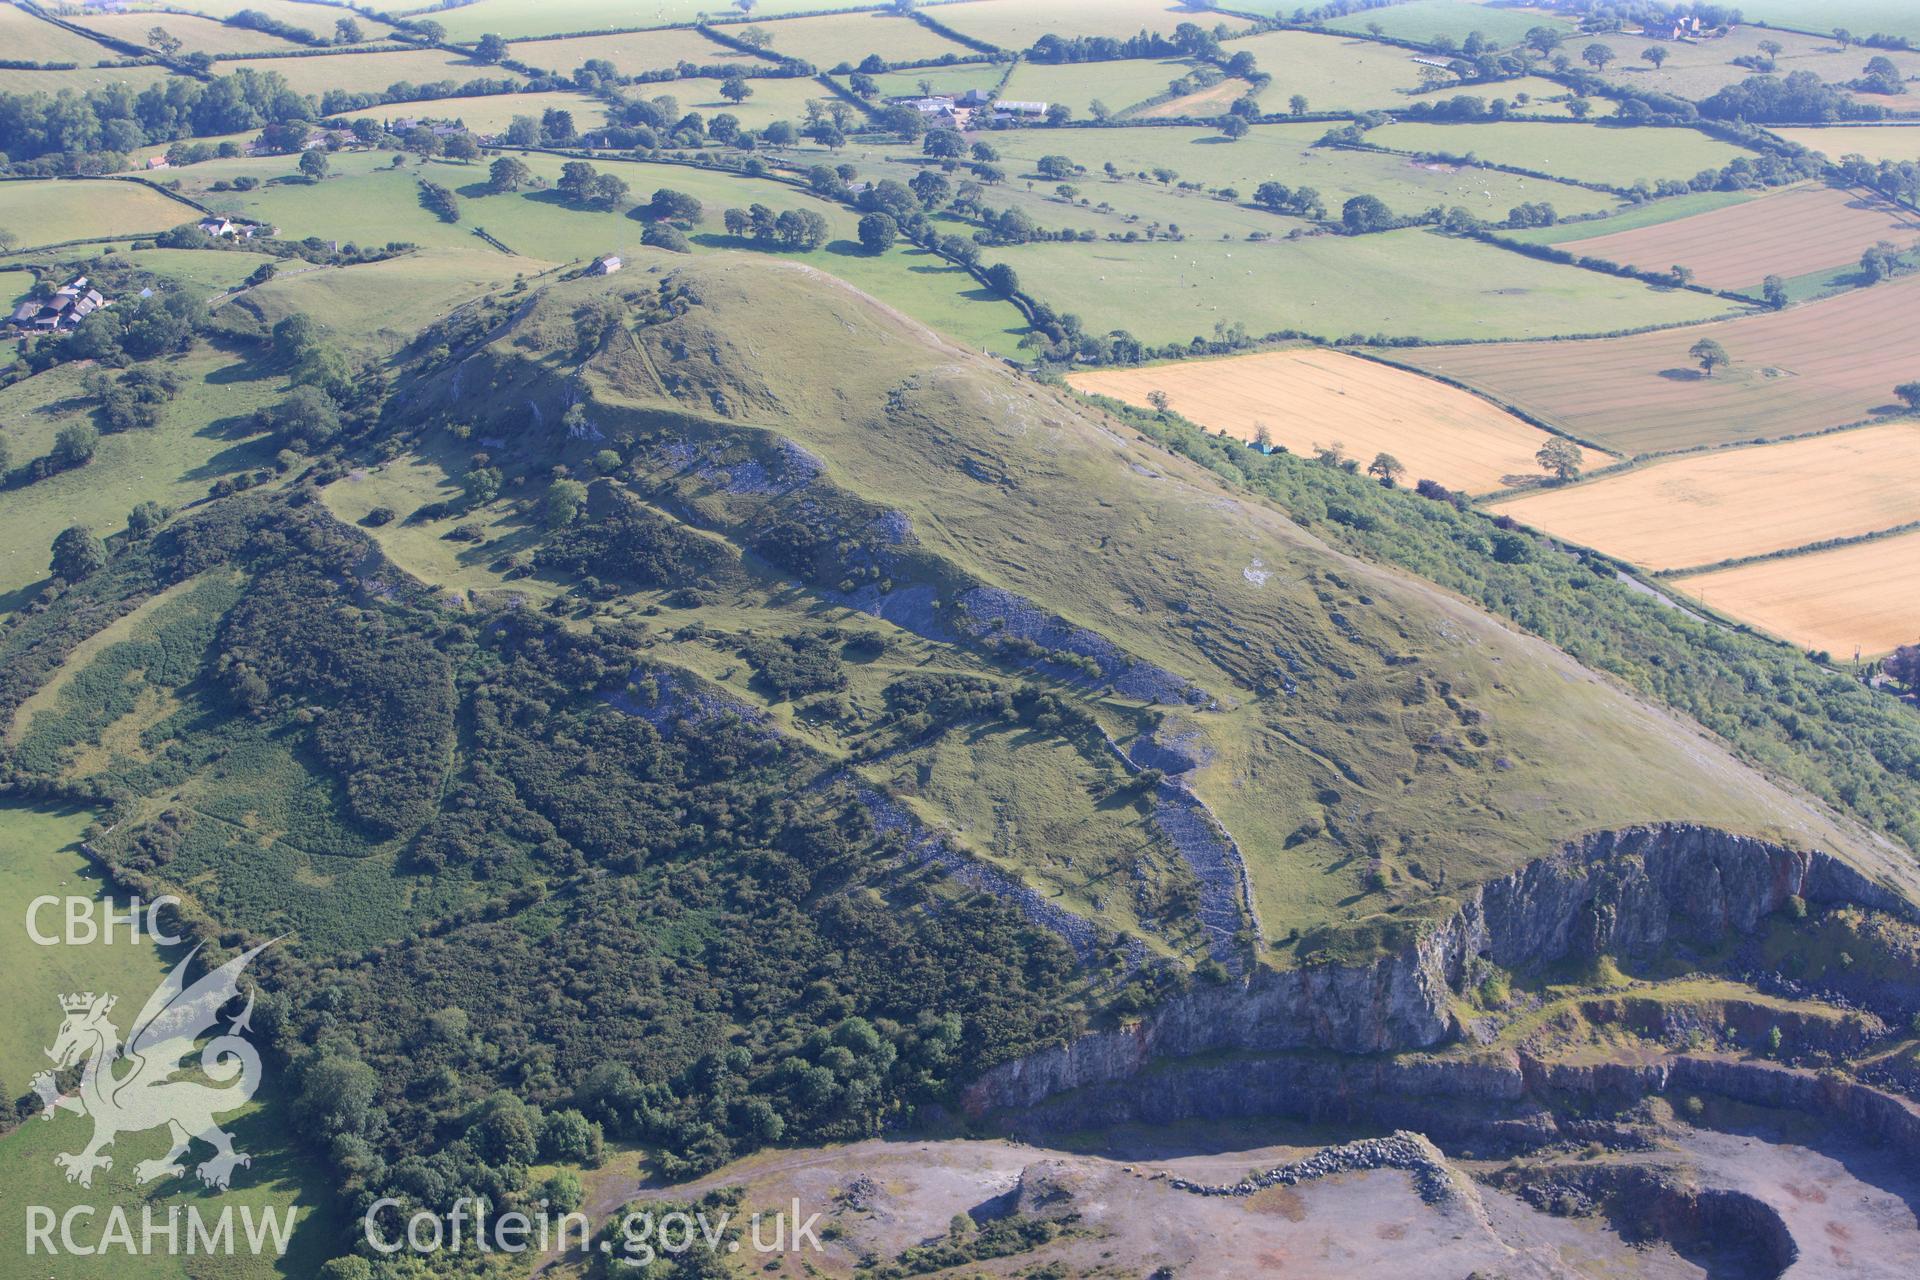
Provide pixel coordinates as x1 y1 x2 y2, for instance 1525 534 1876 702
126 501 169 540
1536 437 1583 482
647 188 702 223
1689 338 1730 376
1642 46 1668 69
147 25 183 57
1762 275 1788 309
984 262 1020 297
51 525 107 581
588 173 630 208
1146 390 1170 412
1046 103 1072 125
1289 94 1308 115
1341 194 1394 233
488 156 531 192
1886 643 1920 687
557 160 598 201
1367 452 1405 487
721 73 753 104
1567 96 1593 119
546 478 588 527
462 466 502 505
1669 263 1693 287
442 132 480 162
1860 240 1904 283
267 385 342 449
1219 115 1250 141
857 212 897 253
475 33 509 63
298 148 328 180
52 421 99 470
1582 42 1616 70
1894 381 1920 411
335 16 363 44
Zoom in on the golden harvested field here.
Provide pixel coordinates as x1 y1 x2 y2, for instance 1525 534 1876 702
1067 347 1608 494
1673 531 1920 658
928 0 1253 49
504 27 750 77
69 11 311 54
220 47 523 95
1489 423 1920 571
1389 273 1920 455
1774 126 1920 166
1561 185 1920 293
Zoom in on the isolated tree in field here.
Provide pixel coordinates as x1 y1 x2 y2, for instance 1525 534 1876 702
1894 380 1920 411
1368 452 1405 487
545 478 588 528
335 16 362 43
857 212 897 253
1536 438 1583 482
475 33 509 63
1289 94 1309 115
1582 42 1616 71
52 421 99 470
721 73 753 104
51 525 107 581
1762 275 1788 309
488 156 531 192
1341 194 1394 233
557 160 598 200
299 149 328 180
1525 25 1563 56
147 26 183 57
1146 390 1170 412
1219 115 1250 141
1642 46 1668 69
1758 39 1784 58
462 466 502 505
1689 338 1730 376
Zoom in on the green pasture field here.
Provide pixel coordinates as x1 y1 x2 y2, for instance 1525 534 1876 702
219 45 524 95
838 63 1003 102
0 266 33 308
190 151 1029 356
226 247 537 352
998 56 1213 116
981 123 1621 220
325 88 607 134
0 347 280 615
922 0 1254 51
617 74 830 129
0 3 124 63
72 10 313 55
0 179 195 251
122 245 275 293
1739 0 1920 41
1315 0 1579 44
390 0 867 41
984 225 1733 346
1213 29 1433 114
96 0 389 33
1503 188 1759 245
1364 119 1754 187
500 26 751 77
0 800 342 1279
1590 25 1920 101
1471 75 1588 116
0 63 177 96
754 9 976 67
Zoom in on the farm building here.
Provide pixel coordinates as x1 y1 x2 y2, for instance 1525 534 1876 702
589 254 622 275
7 276 108 331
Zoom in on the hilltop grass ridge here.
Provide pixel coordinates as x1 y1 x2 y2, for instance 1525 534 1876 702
393 248 1911 958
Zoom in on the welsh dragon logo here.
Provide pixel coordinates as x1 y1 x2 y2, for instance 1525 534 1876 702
32 941 271 1190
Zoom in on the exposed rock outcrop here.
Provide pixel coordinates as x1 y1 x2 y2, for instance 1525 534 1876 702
964 824 1916 1115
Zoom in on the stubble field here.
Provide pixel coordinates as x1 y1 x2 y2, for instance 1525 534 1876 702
1069 347 1610 494
1390 273 1920 454
1674 529 1920 657
1556 184 1920 293
1488 423 1920 571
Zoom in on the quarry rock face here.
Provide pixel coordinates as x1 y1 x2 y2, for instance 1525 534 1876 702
964 823 1912 1115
